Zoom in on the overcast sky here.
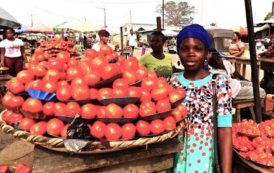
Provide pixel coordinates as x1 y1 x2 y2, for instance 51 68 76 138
0 0 273 32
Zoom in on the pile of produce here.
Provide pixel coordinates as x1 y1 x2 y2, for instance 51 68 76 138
1 39 187 144
232 119 274 170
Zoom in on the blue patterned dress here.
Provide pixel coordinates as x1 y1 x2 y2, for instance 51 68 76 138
168 72 232 173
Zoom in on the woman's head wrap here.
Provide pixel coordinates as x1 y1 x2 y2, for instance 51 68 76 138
176 24 211 52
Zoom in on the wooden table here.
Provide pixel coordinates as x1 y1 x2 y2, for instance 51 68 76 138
259 57 274 94
0 131 182 173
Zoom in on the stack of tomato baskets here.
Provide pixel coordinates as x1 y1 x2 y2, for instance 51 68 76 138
0 38 187 153
233 119 274 172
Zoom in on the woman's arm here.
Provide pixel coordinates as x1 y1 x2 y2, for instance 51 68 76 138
218 127 232 173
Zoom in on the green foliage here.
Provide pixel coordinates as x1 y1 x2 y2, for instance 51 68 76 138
264 12 273 21
157 1 195 27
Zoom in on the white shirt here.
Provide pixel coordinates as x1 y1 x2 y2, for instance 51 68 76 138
128 34 137 47
0 38 24 58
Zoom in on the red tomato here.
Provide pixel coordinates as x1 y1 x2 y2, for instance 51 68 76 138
122 57 139 71
156 98 171 113
112 87 129 98
163 116 176 131
32 65 47 77
30 121 47 135
88 88 98 100
19 117 36 131
122 123 136 140
65 101 81 117
47 59 65 71
123 70 137 84
97 88 113 100
71 77 88 87
43 102 55 116
71 84 90 100
100 45 113 56
0 165 9 173
150 119 166 135
151 86 169 101
123 104 139 119
90 121 106 139
2 110 13 123
100 64 120 80
84 49 98 59
147 70 158 78
128 87 141 98
10 96 24 108
105 104 123 118
16 70 34 84
56 85 72 101
136 65 148 81
169 88 186 103
54 102 67 116
26 79 42 90
81 104 97 119
6 78 25 94
97 106 107 118
61 124 70 139
136 120 151 136
22 98 43 113
171 104 187 122
8 112 23 125
47 118 65 136
90 56 108 69
112 78 129 88
104 123 122 141
57 80 70 87
44 69 60 82
56 51 70 63
139 101 156 117
140 89 152 102
15 163 32 173
141 77 157 91
41 80 57 93
83 70 101 86
66 66 82 81
2 92 13 107
68 58 79 67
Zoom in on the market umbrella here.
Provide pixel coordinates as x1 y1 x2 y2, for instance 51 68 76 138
56 21 100 32
244 0 262 122
232 26 248 36
0 7 21 28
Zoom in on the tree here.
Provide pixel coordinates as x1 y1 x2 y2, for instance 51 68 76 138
264 12 273 21
157 1 195 26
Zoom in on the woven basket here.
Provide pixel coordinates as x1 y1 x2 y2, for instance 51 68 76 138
0 110 184 154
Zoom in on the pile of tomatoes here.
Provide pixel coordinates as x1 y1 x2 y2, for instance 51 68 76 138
1 39 187 142
232 119 274 168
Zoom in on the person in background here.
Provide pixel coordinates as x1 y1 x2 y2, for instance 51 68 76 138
92 29 114 52
138 31 182 78
228 32 245 57
168 24 232 173
208 48 266 100
127 29 137 56
0 28 25 76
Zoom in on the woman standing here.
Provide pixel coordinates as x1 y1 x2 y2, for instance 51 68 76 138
0 28 25 76
168 24 232 173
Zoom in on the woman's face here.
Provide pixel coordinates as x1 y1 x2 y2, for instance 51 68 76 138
149 35 164 52
232 33 238 42
5 29 14 40
178 38 207 72
100 35 109 44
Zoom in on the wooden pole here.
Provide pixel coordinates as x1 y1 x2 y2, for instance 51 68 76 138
120 26 124 55
156 17 162 31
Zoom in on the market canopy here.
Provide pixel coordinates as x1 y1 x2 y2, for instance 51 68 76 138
232 26 248 36
27 26 54 34
56 21 101 32
0 7 21 28
162 29 178 37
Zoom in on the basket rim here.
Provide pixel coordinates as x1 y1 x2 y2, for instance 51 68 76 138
0 109 184 154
